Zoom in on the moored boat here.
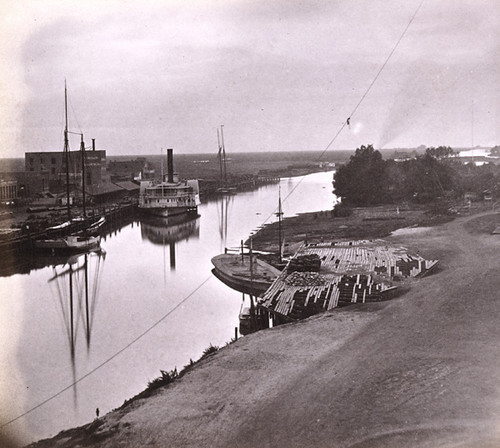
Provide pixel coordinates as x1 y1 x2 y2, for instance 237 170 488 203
34 234 100 252
33 83 104 253
138 148 200 217
211 253 281 296
215 125 236 195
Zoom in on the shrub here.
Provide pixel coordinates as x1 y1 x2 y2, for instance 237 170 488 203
201 344 219 357
146 368 178 392
333 203 351 217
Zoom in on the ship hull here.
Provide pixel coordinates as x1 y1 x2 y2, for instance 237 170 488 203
211 254 281 297
33 235 100 253
138 205 198 218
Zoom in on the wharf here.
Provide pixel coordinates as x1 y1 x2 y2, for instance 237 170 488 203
0 202 137 255
211 253 281 296
259 240 438 323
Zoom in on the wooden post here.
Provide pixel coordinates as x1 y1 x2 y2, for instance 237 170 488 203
249 236 253 277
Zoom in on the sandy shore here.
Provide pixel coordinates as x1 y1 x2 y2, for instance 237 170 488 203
20 207 500 448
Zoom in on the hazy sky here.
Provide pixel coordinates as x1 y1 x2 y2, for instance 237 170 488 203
0 0 498 158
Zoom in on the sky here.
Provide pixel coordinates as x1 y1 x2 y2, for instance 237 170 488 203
0 0 498 158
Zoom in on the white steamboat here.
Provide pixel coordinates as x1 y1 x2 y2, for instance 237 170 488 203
138 148 200 217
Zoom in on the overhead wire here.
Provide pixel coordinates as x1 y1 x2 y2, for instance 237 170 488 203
1 0 424 431
258 0 425 227
0 275 213 429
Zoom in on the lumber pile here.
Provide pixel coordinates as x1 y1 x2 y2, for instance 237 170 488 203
287 254 321 272
258 239 438 323
284 271 326 286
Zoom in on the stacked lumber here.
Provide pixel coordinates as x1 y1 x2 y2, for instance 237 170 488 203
258 239 438 322
287 254 321 272
284 271 326 286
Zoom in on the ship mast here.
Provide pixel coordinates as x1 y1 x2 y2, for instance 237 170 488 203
276 186 284 263
64 81 71 221
80 134 86 220
220 125 227 187
217 128 223 188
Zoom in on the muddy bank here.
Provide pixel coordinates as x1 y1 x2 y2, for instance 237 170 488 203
250 204 455 258
23 208 500 448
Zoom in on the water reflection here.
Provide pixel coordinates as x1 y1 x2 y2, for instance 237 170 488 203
139 214 200 271
215 194 234 251
139 214 200 245
0 171 336 445
48 248 106 406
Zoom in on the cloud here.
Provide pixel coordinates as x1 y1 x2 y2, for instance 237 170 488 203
1 0 499 157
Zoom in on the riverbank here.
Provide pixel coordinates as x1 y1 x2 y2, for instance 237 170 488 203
249 203 458 266
20 201 500 448
0 165 330 248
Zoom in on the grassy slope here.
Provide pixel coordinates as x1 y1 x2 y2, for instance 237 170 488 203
27 210 500 448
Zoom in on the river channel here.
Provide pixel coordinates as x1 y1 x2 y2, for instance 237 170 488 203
0 171 335 445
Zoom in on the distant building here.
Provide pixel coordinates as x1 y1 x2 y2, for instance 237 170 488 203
4 146 144 204
319 161 336 169
0 180 17 203
0 171 48 202
25 149 107 191
108 158 153 181
464 192 480 203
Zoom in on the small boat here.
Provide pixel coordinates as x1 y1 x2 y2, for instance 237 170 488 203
34 234 100 252
238 299 270 336
138 148 200 217
86 216 106 235
211 253 281 296
239 307 254 335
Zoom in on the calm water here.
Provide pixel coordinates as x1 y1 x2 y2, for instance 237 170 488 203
0 171 335 445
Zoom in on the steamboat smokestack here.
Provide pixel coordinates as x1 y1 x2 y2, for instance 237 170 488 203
167 148 174 183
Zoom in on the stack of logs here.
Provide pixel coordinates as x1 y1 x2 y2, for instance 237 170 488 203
287 254 321 272
284 271 326 286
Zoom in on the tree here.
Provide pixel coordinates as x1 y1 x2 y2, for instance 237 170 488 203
334 145 387 205
425 146 456 159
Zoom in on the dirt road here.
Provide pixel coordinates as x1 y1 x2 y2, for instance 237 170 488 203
30 212 500 448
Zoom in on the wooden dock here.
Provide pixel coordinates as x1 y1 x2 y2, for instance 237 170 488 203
259 240 438 323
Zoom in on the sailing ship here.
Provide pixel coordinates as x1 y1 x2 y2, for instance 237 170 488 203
216 125 236 195
138 148 200 217
33 84 104 253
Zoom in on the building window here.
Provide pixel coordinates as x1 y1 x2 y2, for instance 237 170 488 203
51 157 56 164
51 167 56 174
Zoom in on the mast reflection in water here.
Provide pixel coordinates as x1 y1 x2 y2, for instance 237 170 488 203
0 170 335 446
216 194 233 252
47 248 106 406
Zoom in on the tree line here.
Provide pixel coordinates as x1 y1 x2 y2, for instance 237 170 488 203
334 144 500 206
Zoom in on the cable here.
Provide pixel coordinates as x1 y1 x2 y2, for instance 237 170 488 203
258 0 425 226
321 0 425 158
0 275 213 429
2 0 424 431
